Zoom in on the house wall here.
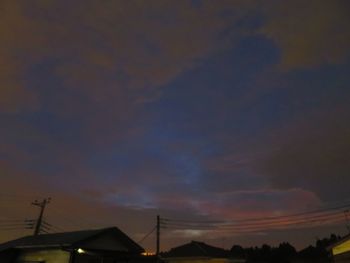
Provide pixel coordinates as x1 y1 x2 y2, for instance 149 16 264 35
333 250 350 263
74 253 102 263
15 248 70 263
79 232 128 252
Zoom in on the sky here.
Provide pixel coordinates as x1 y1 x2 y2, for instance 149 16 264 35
1 0 350 252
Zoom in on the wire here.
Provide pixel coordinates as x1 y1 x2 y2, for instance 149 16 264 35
162 213 345 233
162 213 343 229
0 193 42 198
162 209 347 229
137 226 157 244
42 220 52 227
40 219 65 233
50 224 66 232
0 227 27 231
161 202 350 225
0 219 28 222
40 229 50 234
0 223 29 227
160 203 350 234
0 219 34 229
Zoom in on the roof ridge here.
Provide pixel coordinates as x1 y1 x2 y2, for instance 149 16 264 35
0 226 144 253
193 241 209 256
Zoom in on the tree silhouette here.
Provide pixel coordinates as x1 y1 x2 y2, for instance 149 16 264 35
227 233 341 262
230 245 245 258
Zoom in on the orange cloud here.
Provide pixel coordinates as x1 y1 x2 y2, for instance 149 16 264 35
262 0 350 69
0 1 40 113
258 106 350 201
0 0 256 114
2 0 348 114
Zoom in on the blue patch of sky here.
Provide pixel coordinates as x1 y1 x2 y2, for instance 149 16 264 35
85 127 203 188
190 0 203 9
282 62 350 111
21 58 85 145
107 191 157 209
217 9 263 41
141 38 162 56
234 12 264 31
148 35 280 140
242 61 350 134
102 35 281 188
151 35 349 146
200 169 268 193
0 58 93 177
131 35 350 194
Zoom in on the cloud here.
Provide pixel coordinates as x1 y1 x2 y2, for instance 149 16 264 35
0 0 255 114
191 188 321 219
261 0 350 69
2 0 349 115
258 107 350 201
0 1 40 113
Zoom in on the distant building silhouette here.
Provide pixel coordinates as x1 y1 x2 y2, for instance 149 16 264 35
162 241 245 263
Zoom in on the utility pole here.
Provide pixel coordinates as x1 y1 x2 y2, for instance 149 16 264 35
156 215 160 256
32 198 51 236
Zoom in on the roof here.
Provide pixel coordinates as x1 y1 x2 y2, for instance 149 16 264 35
0 227 144 253
327 234 350 251
163 241 229 258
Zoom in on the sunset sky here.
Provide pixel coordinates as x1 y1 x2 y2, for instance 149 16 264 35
1 0 350 252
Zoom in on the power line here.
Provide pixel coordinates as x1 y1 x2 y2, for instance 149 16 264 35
162 209 347 229
0 223 29 227
42 218 66 232
39 228 50 234
0 227 28 231
0 193 42 198
0 219 29 223
40 219 65 233
160 203 350 234
162 213 345 233
49 224 66 232
162 202 350 225
137 226 157 244
162 213 344 229
0 219 35 230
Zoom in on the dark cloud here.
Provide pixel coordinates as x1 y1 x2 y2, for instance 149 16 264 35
0 0 255 114
261 0 350 69
2 0 349 114
258 107 350 201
